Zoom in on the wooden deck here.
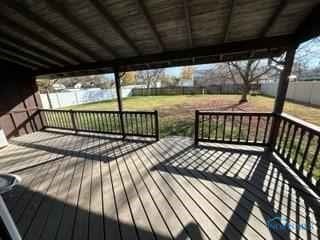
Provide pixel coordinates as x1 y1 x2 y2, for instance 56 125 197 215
1 131 319 240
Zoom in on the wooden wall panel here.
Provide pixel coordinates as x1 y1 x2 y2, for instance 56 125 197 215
0 61 43 138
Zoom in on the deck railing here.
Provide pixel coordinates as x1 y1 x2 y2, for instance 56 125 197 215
274 113 320 193
40 109 159 140
194 110 320 195
194 111 273 146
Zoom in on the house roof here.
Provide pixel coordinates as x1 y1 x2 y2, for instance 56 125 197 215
0 0 319 78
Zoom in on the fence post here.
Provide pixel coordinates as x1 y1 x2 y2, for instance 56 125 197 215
194 110 199 145
70 110 77 133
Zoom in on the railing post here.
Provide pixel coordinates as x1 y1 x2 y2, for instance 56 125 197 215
155 110 160 141
194 110 199 145
70 110 77 134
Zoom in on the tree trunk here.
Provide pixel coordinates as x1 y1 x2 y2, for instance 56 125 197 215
239 82 250 103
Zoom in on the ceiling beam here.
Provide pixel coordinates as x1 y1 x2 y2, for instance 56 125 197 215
0 33 69 66
223 0 235 42
0 15 82 65
1 1 99 62
89 0 141 55
258 0 287 37
134 0 165 51
0 53 38 70
0 42 58 68
183 0 193 47
36 34 294 76
45 0 118 58
294 4 320 45
0 46 48 68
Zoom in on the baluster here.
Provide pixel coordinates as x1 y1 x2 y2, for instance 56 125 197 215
246 116 251 142
299 132 313 173
155 111 159 140
60 112 65 128
135 113 138 135
281 122 292 157
230 115 234 141
263 115 270 144
292 129 305 167
146 114 149 136
254 115 260 143
70 110 77 133
112 112 117 133
92 112 98 131
208 115 212 140
201 114 204 140
215 115 219 140
140 113 143 136
85 112 90 131
52 111 57 127
238 115 243 142
131 113 134 135
124 113 129 135
105 112 109 132
307 137 320 180
277 119 287 151
54 111 59 127
46 111 51 127
58 112 64 128
285 125 298 162
222 115 226 141
150 113 154 136
98 113 102 132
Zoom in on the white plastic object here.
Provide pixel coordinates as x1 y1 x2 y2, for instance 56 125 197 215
0 129 8 149
0 174 22 240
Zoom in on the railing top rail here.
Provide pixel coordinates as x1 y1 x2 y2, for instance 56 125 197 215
197 111 273 116
40 109 157 114
280 113 320 135
0 107 39 114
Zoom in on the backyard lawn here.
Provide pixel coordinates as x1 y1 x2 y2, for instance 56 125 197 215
65 94 320 137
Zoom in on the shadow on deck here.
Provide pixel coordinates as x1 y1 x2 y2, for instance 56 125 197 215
0 131 319 240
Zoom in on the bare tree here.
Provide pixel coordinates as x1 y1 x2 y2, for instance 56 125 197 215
227 59 273 103
135 69 165 88
36 78 60 93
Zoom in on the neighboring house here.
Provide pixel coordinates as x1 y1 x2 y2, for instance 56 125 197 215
178 78 194 87
52 83 66 91
74 83 82 89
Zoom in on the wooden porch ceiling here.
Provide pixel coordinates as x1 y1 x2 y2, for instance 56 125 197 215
0 0 320 77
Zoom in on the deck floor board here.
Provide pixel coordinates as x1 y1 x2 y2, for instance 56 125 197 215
1 131 319 240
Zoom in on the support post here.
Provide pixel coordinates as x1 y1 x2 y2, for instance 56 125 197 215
269 47 296 148
113 66 125 138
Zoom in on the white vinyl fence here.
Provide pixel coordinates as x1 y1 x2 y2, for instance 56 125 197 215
260 81 320 106
40 87 133 109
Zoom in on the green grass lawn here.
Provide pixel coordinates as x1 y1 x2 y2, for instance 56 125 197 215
62 94 320 180
66 95 320 136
